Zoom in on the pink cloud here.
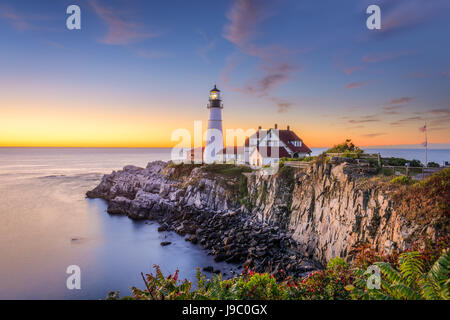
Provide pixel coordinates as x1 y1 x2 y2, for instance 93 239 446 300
362 51 412 63
135 50 169 59
343 66 364 75
345 82 368 89
387 97 413 105
90 0 160 45
407 72 427 79
0 4 30 30
221 0 301 111
379 0 450 35
444 70 450 78
223 0 270 48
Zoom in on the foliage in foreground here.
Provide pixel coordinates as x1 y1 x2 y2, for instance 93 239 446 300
108 239 449 300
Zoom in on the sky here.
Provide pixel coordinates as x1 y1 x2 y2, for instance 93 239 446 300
0 0 449 148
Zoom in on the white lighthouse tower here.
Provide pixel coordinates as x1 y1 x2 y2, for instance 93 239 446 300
204 85 224 163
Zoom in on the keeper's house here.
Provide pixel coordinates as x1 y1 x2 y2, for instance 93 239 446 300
245 124 312 167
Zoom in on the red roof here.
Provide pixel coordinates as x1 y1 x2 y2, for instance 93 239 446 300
246 129 312 154
253 147 292 158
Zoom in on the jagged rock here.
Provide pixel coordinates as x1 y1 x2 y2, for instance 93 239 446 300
203 266 214 273
86 160 443 278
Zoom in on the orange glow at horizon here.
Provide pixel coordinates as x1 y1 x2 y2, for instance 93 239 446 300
1 100 449 149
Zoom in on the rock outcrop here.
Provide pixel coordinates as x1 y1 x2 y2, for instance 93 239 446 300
247 161 446 264
87 162 319 278
87 160 446 273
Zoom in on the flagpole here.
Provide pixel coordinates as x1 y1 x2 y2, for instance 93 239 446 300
425 122 428 167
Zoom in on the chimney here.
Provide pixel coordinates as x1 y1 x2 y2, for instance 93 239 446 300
274 123 278 129
287 125 290 131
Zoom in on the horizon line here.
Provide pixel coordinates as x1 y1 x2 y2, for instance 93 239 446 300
1 143 450 150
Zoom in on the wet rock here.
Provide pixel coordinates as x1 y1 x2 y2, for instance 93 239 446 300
160 241 172 246
203 266 214 273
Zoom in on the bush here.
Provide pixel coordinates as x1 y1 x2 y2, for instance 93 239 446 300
349 250 449 300
409 159 423 167
428 162 440 168
380 168 394 176
109 239 449 301
391 176 414 185
326 139 363 155
383 157 408 166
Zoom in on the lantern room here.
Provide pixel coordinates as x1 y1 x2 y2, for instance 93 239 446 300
209 84 221 101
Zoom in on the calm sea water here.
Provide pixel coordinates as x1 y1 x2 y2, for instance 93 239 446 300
0 147 448 299
0 148 237 300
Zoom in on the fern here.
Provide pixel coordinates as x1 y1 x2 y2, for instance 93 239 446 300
360 250 449 300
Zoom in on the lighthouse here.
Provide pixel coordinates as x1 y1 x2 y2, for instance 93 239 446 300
204 85 224 163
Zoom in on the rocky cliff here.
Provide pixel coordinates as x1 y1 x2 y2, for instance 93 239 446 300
87 160 447 272
247 160 448 264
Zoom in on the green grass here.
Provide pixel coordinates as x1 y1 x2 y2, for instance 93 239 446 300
202 164 252 177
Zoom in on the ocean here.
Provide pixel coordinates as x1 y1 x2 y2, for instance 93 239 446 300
0 147 449 299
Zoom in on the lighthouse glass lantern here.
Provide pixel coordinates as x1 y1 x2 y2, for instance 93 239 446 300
209 85 221 101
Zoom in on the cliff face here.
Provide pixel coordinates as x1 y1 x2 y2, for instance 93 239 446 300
86 162 244 219
87 161 446 267
87 162 319 277
247 161 445 264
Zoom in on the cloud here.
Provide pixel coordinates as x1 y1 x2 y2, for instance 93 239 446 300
362 133 386 138
345 82 368 89
348 114 380 124
444 70 450 78
222 0 300 111
382 105 403 115
427 108 450 128
0 4 31 30
387 97 413 105
362 51 412 63
390 116 423 126
135 50 169 59
378 0 450 35
381 99 412 115
427 108 450 116
348 119 379 124
407 72 427 79
332 54 365 75
90 0 160 45
196 31 216 63
343 66 364 75
0 3 55 31
223 0 270 48
269 97 293 113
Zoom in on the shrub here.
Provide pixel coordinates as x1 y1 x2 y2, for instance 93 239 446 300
381 168 394 176
109 240 449 301
349 250 449 300
391 176 414 185
409 159 423 167
328 257 349 270
428 162 440 168
383 157 408 166
326 139 363 155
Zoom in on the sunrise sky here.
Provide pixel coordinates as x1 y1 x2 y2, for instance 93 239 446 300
0 0 449 148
